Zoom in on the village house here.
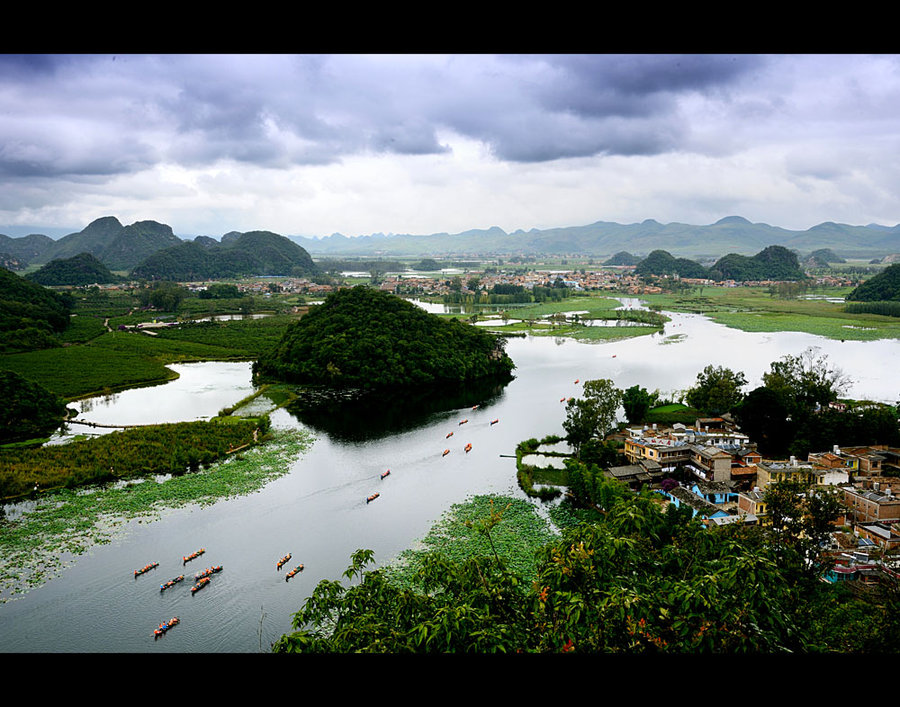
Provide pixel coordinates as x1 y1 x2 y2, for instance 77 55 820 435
854 522 900 552
841 486 900 524
737 489 768 518
755 459 827 488
656 485 731 521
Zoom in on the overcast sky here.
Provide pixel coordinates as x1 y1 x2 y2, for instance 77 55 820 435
2 53 900 239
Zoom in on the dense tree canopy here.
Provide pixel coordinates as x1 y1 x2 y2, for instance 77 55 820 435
130 231 319 281
0 370 69 444
685 365 747 415
562 379 622 454
622 384 657 423
25 252 120 286
710 245 806 282
272 481 879 653
254 287 515 389
846 263 900 302
0 266 74 353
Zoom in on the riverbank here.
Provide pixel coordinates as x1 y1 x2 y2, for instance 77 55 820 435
0 427 313 603
640 287 900 341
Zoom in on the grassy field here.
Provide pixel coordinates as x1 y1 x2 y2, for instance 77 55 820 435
640 286 900 341
0 313 300 400
453 293 668 343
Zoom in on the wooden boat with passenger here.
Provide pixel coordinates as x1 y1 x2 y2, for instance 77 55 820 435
277 554 291 570
134 562 159 577
191 576 211 594
154 616 180 638
182 548 205 564
194 565 222 581
160 575 185 591
285 564 304 580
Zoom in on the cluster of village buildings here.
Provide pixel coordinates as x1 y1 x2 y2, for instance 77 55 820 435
226 265 859 299
610 417 900 584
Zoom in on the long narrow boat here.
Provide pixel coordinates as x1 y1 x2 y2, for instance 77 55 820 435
191 577 211 594
380 469 390 480
160 575 185 591
285 564 304 580
442 449 450 457
458 419 468 425
366 493 380 504
490 419 499 426
182 548 206 564
277 554 292 570
446 431 454 439
465 443 472 453
134 562 159 577
194 565 223 581
154 617 180 638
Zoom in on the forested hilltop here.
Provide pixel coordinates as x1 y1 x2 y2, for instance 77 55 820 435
636 245 806 281
254 287 515 389
846 263 900 301
131 230 319 281
0 266 73 353
25 252 121 286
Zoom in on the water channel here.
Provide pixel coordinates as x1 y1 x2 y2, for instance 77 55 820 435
1 301 899 652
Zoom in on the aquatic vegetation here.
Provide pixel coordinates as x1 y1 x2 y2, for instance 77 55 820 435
383 494 558 590
0 428 313 602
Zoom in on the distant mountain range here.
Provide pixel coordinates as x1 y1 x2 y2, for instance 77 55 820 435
0 217 318 281
3 216 900 273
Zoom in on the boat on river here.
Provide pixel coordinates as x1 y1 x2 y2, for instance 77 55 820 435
154 617 180 638
276 554 291 570
160 575 184 591
381 469 390 480
367 493 380 503
182 548 205 564
134 562 159 577
459 419 468 425
442 449 450 457
191 577 211 594
285 564 304 580
446 431 454 438
465 443 472 453
490 419 499 425
194 565 223 580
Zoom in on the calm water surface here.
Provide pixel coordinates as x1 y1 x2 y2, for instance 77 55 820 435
2 305 899 652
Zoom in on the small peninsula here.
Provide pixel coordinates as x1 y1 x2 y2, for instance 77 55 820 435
253 287 515 389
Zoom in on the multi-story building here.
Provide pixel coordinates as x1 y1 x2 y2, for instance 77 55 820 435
841 486 900 524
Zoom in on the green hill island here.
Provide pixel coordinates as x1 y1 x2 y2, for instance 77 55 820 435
254 287 515 389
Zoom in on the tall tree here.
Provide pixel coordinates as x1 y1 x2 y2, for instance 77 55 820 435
622 385 657 423
562 379 622 454
685 365 747 415
762 347 851 417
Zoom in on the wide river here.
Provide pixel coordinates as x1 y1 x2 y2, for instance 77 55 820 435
1 302 899 652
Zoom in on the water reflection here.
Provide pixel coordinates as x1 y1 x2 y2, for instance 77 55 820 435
284 377 511 442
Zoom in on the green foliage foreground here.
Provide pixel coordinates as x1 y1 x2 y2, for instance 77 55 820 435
273 488 900 653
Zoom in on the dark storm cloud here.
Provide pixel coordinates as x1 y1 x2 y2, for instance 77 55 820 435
0 53 767 182
453 54 767 162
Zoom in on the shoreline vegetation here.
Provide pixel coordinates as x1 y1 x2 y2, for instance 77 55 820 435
0 426 313 602
0 430 313 603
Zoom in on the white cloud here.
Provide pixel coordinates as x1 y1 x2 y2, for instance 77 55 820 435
2 53 900 237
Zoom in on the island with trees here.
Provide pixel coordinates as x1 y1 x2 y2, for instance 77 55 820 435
253 286 515 389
